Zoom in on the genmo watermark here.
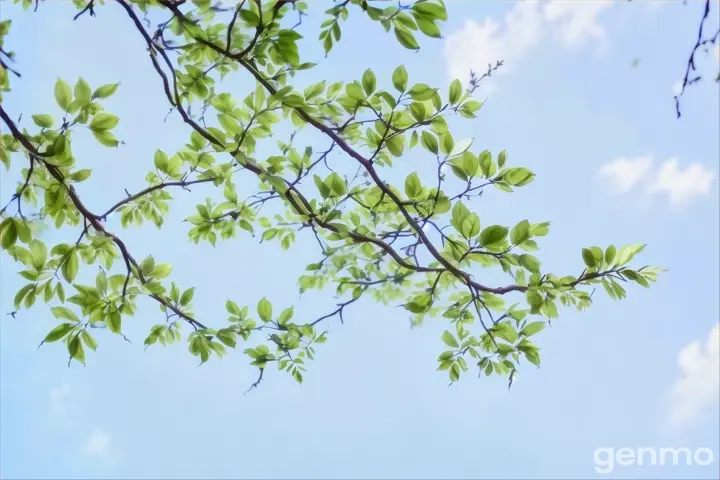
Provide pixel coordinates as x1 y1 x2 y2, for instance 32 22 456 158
594 446 716 474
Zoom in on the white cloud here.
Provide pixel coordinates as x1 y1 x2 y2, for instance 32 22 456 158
599 155 653 194
668 324 720 427
444 0 613 90
599 155 715 208
82 429 111 456
647 158 715 207
543 0 611 49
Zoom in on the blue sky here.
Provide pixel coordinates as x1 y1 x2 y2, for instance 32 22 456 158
0 0 718 478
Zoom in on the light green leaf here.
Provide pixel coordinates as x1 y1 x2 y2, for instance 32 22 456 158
448 79 462 105
91 129 119 147
520 254 541 274
180 287 195 306
43 323 74 343
510 220 530 245
394 27 419 50
520 321 546 337
29 239 47 269
68 335 85 363
108 311 121 333
54 78 72 110
257 297 272 322
582 248 596 268
32 114 54 128
361 69 377 95
441 330 459 348
404 172 422 199
479 225 508 247
89 113 119 131
74 77 92 105
93 82 120 99
460 214 481 239
61 251 79 283
392 65 408 92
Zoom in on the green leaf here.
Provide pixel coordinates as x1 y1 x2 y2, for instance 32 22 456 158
74 77 92 105
414 15 441 38
421 131 438 154
460 213 481 239
479 225 508 247
69 169 91 182
68 334 85 364
460 151 478 177
386 134 405 157
409 83 436 101
520 321 546 337
497 150 508 168
325 172 346 197
451 201 471 232
409 102 426 122
582 248 596 268
463 100 483 113
180 287 195 306
525 351 541 366
493 322 518 344
313 175 330 198
154 150 169 172
93 82 120 99
404 172 422 199
278 306 294 324
615 244 645 266
226 299 242 316
394 27 419 50
91 129 119 147
392 65 408 92
441 330 459 348
31 114 54 128
54 78 72 110
81 330 98 351
151 264 172 278
51 306 80 323
605 245 617 265
510 220 530 245
217 113 243 135
503 167 535 186
0 219 17 249
29 239 47 269
257 297 272 322
240 8 260 26
89 113 119 131
412 1 447 21
43 323 74 343
107 310 121 333
520 254 541 274
439 132 454 155
448 79 462 105
361 68 377 95
61 251 79 283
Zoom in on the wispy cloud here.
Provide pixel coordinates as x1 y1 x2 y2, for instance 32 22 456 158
444 0 613 91
668 324 720 427
49 384 119 465
82 429 111 456
599 155 654 194
49 383 75 430
599 155 715 208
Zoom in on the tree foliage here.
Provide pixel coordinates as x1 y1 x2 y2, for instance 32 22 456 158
0 0 661 390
